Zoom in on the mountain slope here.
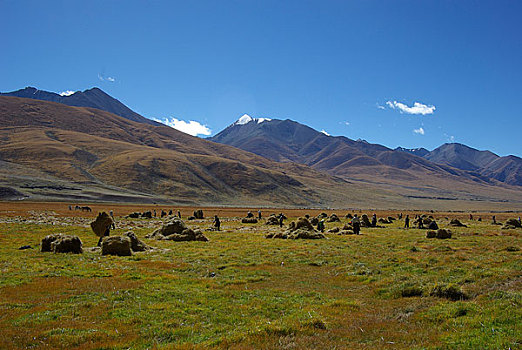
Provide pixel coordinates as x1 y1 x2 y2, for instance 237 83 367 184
0 86 159 126
209 115 522 208
0 96 394 207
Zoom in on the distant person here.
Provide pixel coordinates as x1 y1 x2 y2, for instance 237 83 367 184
109 210 115 229
68 205 72 211
317 219 325 233
279 214 284 228
154 210 156 217
492 215 496 224
352 214 361 235
213 215 221 231
371 213 377 227
168 209 173 216
469 213 473 221
258 210 262 220
518 217 521 225
398 213 403 220
404 215 410 229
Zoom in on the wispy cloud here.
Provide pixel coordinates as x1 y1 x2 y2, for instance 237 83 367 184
321 129 331 136
413 127 425 135
59 90 75 96
153 117 211 136
444 133 455 142
386 100 435 115
98 73 116 82
376 104 386 110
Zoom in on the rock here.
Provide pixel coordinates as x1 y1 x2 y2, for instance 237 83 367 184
101 236 132 256
90 212 114 237
328 227 340 233
242 218 258 224
41 233 65 252
124 231 149 252
127 212 140 218
427 229 452 239
141 211 152 219
326 214 341 222
51 235 83 254
449 219 467 227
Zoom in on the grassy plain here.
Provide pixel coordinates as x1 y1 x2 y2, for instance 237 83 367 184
0 202 520 349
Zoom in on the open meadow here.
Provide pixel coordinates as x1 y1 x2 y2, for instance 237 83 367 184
0 202 520 349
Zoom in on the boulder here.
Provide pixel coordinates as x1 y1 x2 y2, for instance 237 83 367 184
90 212 114 237
124 231 149 252
102 236 132 256
51 235 83 254
449 219 467 227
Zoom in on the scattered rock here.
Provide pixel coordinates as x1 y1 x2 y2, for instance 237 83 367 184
102 236 132 256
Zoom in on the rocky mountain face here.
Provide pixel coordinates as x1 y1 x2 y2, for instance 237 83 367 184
0 87 159 126
209 115 522 189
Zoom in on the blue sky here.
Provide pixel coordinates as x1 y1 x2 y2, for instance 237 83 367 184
1 0 521 156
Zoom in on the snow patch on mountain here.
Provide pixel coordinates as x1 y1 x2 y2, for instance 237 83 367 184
234 114 272 125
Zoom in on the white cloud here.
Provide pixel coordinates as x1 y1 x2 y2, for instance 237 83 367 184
153 117 211 136
413 127 425 135
377 105 385 110
98 73 116 82
321 129 331 136
59 90 75 96
386 100 435 115
344 121 350 126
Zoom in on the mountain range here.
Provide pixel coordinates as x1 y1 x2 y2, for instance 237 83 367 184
1 87 521 209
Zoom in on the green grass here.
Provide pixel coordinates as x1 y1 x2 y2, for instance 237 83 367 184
0 215 520 349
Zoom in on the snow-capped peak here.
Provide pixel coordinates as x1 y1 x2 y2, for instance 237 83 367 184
235 114 253 125
234 114 272 126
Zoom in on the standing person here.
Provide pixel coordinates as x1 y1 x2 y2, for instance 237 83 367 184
469 213 473 221
492 215 496 224
109 210 115 229
177 210 181 219
258 210 262 220
317 219 325 233
352 214 361 235
213 215 221 231
279 214 284 228
404 215 410 229
371 213 377 227
154 209 157 217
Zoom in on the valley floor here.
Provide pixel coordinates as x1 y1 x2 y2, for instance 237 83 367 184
0 203 520 349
